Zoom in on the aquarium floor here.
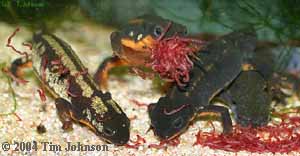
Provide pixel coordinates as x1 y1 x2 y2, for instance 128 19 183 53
0 22 299 156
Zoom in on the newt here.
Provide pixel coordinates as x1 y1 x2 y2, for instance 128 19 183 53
7 31 130 145
217 71 272 128
148 30 258 140
93 15 188 89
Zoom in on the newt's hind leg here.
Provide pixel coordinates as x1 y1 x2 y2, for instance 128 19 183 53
93 56 128 90
2 56 32 84
55 98 74 131
201 105 232 134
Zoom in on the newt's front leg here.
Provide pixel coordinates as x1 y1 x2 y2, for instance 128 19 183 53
93 56 128 90
55 98 74 131
3 56 32 84
10 56 32 77
201 105 233 133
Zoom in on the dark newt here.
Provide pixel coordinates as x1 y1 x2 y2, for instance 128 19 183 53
148 29 257 140
217 71 272 128
93 15 187 89
8 32 130 145
148 29 299 140
95 15 300 97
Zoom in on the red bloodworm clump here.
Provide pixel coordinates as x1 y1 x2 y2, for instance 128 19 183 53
125 135 146 149
194 112 300 153
148 23 205 86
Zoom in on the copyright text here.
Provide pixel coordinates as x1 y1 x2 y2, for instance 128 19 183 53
1 141 109 152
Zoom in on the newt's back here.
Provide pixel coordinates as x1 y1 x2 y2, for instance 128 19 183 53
31 33 130 145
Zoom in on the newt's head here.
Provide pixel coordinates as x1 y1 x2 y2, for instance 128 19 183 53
148 97 194 140
110 15 187 66
83 93 130 145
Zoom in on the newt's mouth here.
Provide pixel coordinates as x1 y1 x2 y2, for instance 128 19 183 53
111 31 155 56
110 31 155 65
120 35 156 53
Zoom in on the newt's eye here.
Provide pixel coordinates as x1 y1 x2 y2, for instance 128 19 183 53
128 31 134 37
103 127 116 136
171 117 184 129
153 25 163 37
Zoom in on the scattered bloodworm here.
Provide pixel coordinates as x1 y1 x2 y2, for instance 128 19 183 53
130 99 148 107
22 42 33 50
125 135 146 149
6 28 29 58
163 104 189 115
37 88 47 103
13 112 22 121
148 136 180 149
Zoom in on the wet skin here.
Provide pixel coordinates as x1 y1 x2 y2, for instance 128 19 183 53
148 30 258 140
94 15 188 89
217 71 272 128
9 32 130 145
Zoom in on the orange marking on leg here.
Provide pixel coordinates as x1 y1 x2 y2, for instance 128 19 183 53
95 58 128 90
70 111 101 131
78 119 97 133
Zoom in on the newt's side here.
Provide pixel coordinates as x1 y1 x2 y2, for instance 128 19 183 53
9 32 130 145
